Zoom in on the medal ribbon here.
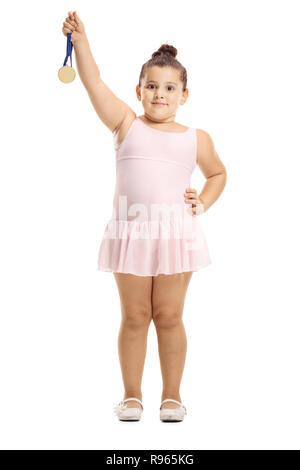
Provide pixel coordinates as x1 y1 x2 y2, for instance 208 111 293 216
63 33 73 68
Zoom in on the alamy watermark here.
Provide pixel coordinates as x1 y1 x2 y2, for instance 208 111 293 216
103 196 206 252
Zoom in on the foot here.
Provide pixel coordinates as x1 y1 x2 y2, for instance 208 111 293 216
123 398 143 409
160 398 187 422
161 399 182 409
114 397 143 421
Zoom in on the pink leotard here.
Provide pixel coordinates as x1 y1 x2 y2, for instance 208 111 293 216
98 116 211 276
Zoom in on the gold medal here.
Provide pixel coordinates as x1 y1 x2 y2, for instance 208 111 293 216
58 33 76 84
58 64 76 83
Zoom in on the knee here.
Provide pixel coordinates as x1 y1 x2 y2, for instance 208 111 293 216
152 308 182 329
122 304 152 329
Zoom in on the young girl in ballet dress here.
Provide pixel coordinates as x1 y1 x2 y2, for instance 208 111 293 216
62 11 227 422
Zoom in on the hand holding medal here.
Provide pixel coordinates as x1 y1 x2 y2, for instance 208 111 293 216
58 11 84 83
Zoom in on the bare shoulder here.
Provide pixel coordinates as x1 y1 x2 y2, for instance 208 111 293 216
113 110 137 150
195 128 226 177
196 128 218 158
196 127 214 145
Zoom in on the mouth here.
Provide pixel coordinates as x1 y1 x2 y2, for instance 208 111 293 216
152 103 167 106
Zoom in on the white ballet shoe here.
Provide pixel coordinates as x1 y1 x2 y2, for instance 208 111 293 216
113 397 143 421
160 399 187 422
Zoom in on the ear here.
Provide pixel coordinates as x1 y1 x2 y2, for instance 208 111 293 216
180 88 189 105
136 84 141 101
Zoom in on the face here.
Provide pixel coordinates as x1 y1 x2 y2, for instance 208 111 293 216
136 66 189 123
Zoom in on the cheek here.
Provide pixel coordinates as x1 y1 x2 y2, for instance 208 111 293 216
168 95 178 104
142 90 151 99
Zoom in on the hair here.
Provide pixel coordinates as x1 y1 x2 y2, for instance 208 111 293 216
138 44 187 92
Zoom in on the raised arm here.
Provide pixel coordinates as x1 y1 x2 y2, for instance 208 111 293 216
62 11 132 134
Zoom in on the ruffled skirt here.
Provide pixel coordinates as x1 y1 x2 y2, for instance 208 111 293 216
97 215 211 276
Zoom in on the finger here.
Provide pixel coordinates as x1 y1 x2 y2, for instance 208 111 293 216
184 191 196 197
63 25 73 34
65 18 77 27
64 20 75 28
73 11 80 26
185 201 197 207
63 21 75 31
187 207 196 216
185 195 197 203
64 22 75 32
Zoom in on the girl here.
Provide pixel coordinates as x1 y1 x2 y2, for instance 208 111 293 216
62 11 227 422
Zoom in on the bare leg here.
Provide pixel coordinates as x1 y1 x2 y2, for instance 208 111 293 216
152 272 193 409
113 273 153 408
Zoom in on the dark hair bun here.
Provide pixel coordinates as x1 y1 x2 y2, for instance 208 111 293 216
152 44 177 59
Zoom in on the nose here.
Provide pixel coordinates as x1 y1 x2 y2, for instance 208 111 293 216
154 88 164 99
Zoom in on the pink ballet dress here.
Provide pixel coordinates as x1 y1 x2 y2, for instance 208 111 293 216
97 116 211 276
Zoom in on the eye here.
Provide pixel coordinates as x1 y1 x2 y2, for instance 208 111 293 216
146 84 174 91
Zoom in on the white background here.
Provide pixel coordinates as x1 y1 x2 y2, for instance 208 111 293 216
0 0 299 450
